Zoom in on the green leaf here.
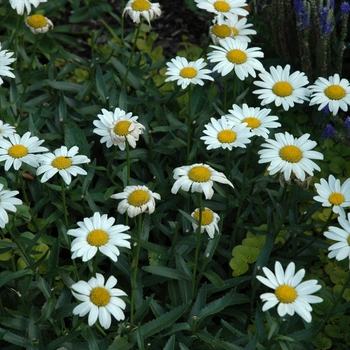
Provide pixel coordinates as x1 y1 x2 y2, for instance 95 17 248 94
202 270 225 288
110 57 142 90
195 329 243 350
0 327 37 349
95 65 108 103
138 301 191 339
48 81 82 93
107 337 135 350
0 270 34 289
142 266 189 281
163 335 175 350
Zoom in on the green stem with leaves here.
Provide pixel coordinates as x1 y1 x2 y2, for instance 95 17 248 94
130 213 143 327
192 193 203 299
186 86 192 164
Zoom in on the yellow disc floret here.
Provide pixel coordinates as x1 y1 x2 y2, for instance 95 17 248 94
218 129 236 143
90 287 111 306
131 0 151 11
52 156 72 170
324 85 346 100
226 49 247 64
188 166 211 183
193 208 213 226
27 14 47 29
87 229 109 247
279 145 303 163
8 145 28 158
180 67 197 79
211 24 232 38
128 189 150 207
214 1 230 12
231 27 239 36
114 121 132 136
275 284 297 303
328 192 345 206
272 82 293 97
242 117 261 129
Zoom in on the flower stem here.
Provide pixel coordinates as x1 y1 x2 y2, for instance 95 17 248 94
191 193 203 299
130 213 143 327
61 179 69 229
123 22 141 91
126 141 130 186
186 86 192 164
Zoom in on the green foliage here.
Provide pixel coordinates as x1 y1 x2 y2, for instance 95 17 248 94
0 0 349 349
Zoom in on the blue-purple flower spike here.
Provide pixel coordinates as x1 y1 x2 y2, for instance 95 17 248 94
341 2 350 18
321 124 336 138
294 0 311 29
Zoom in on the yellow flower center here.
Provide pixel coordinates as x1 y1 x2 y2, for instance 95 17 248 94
114 120 132 136
128 189 150 207
231 27 239 36
131 0 151 11
8 145 28 158
324 85 346 100
328 192 345 206
27 14 47 29
87 229 109 247
226 49 247 64
272 81 293 97
217 129 236 143
188 166 211 183
211 24 231 38
90 287 110 307
347 235 350 245
193 208 213 226
242 117 261 129
279 145 303 163
180 67 197 79
214 1 230 12
275 284 297 303
51 156 72 170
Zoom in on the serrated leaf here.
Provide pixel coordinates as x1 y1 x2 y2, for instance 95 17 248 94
107 337 135 350
138 301 191 339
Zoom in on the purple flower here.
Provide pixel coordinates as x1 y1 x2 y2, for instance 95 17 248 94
318 4 333 36
294 0 311 29
322 105 330 115
341 2 350 18
344 116 350 130
321 124 336 138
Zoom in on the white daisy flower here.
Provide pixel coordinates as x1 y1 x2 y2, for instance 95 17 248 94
36 146 90 185
110 185 161 218
93 107 145 151
324 213 350 263
253 64 310 111
67 212 131 262
195 0 249 25
191 207 220 238
0 121 16 139
9 0 47 15
171 163 233 200
123 0 161 25
256 261 322 323
209 15 256 45
71 273 127 329
26 14 53 34
0 45 16 85
258 132 324 182
164 56 214 89
200 116 253 150
314 175 350 218
0 132 48 171
309 74 350 116
207 37 264 80
0 183 22 228
225 103 281 138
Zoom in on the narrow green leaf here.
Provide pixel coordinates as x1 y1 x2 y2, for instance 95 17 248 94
0 270 34 289
95 65 107 103
0 327 36 349
48 81 82 93
46 330 81 350
142 266 189 281
138 301 191 339
110 57 142 90
202 270 225 288
107 337 135 350
163 335 175 350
